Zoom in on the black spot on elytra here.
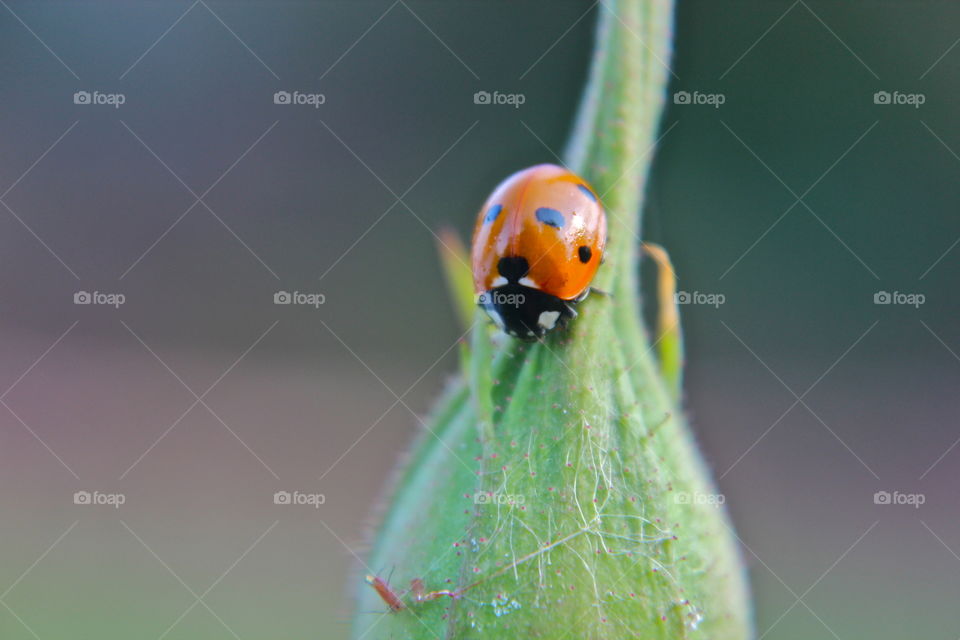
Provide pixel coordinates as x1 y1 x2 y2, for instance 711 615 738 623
578 245 592 263
535 207 564 228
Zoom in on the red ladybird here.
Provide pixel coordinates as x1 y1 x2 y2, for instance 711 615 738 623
471 164 607 340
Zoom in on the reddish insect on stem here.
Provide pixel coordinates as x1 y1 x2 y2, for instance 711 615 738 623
365 575 406 612
367 526 593 612
366 575 463 613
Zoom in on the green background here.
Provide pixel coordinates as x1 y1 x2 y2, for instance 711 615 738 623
0 2 957 638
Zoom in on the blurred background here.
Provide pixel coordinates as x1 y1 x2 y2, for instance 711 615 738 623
1 1 958 638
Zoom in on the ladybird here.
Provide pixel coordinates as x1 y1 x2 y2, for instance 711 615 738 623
471 164 607 340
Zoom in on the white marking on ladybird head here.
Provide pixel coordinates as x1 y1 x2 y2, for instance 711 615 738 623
492 276 508 287
537 310 561 330
518 277 538 289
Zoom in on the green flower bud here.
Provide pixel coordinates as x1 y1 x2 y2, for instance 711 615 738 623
352 1 753 638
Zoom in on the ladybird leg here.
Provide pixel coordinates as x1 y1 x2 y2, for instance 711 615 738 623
585 287 612 298
572 287 615 301
641 242 684 401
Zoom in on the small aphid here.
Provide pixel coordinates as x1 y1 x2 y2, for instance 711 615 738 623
365 574 405 612
366 575 461 613
410 577 458 603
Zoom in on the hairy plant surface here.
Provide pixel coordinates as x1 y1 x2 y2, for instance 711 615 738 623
351 1 753 637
